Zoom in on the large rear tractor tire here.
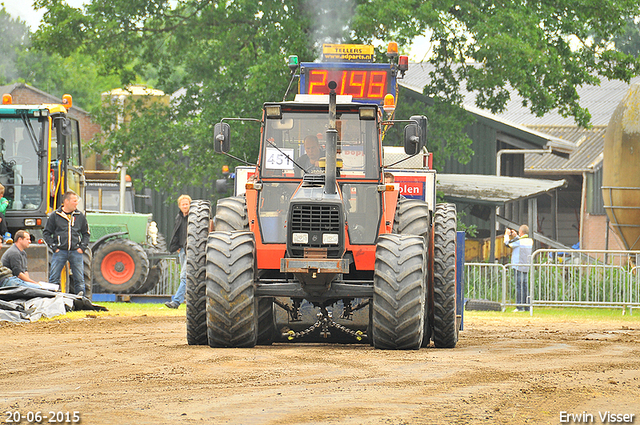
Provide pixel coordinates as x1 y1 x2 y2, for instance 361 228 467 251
93 239 150 293
186 200 211 346
214 196 248 231
257 298 277 345
371 234 425 350
205 231 257 348
432 203 458 348
134 234 168 294
82 249 93 300
393 197 432 347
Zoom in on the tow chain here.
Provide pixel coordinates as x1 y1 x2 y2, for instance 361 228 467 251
283 308 367 342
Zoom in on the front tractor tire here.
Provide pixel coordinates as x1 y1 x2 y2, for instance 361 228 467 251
214 196 248 231
93 238 150 293
371 234 425 350
135 233 168 294
393 197 432 347
186 200 211 346
432 203 458 348
82 249 93 300
205 231 257 348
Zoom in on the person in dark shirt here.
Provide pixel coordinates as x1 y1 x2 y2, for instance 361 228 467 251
43 190 90 296
0 230 42 289
297 135 325 171
165 194 191 309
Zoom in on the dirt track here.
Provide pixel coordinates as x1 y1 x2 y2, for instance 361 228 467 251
1 310 639 425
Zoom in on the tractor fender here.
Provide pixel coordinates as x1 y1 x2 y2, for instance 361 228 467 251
90 232 129 254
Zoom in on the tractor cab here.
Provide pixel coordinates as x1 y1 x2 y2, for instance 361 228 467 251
255 98 382 250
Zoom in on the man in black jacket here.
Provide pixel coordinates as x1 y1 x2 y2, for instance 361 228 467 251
165 194 191 309
43 190 91 295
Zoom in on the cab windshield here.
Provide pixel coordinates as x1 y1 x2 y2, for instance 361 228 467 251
0 117 44 210
262 110 379 179
85 186 135 213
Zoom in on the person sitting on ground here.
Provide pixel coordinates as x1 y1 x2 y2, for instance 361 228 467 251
0 229 42 289
0 184 12 244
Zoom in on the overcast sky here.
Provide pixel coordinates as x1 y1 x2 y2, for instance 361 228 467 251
3 0 86 31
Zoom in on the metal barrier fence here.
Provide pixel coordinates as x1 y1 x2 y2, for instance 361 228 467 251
148 249 640 313
146 257 181 296
465 249 640 314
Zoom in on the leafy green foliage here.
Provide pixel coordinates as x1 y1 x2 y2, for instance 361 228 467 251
33 0 319 193
599 16 640 58
351 0 640 128
384 87 474 170
26 0 640 194
0 6 119 111
0 8 30 85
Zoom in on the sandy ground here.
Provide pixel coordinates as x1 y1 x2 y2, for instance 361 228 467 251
1 310 639 425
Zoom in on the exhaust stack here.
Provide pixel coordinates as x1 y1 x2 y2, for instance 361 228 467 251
325 81 337 195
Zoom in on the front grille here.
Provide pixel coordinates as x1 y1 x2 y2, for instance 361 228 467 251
291 204 340 234
289 203 343 257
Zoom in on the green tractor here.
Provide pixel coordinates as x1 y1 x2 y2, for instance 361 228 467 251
85 169 169 294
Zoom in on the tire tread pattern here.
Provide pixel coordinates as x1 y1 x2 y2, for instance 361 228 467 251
215 197 248 232
206 231 257 348
393 198 432 347
372 234 425 350
93 239 150 293
185 200 211 346
135 233 168 294
432 203 458 348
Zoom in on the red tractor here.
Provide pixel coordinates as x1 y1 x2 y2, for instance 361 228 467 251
185 45 459 349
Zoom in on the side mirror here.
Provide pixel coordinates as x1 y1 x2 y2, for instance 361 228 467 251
403 115 427 155
214 122 230 153
61 118 72 137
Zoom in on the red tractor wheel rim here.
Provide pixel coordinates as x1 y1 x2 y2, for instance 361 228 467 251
102 251 135 284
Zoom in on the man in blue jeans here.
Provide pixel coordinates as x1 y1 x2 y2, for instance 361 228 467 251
165 194 191 309
43 191 90 296
505 225 534 312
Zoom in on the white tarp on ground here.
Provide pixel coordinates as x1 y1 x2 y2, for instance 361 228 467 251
0 286 107 322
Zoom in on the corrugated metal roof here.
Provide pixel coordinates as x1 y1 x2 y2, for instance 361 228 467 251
402 62 640 126
524 125 606 174
437 173 567 205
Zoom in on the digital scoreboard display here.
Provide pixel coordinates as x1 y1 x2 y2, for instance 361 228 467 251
300 63 395 105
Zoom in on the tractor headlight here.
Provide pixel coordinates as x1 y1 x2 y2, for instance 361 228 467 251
322 233 339 245
292 233 308 244
24 218 37 226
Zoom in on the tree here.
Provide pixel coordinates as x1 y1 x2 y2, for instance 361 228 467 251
610 17 640 58
0 8 30 85
0 7 119 111
33 0 318 194
351 0 640 127
31 0 640 193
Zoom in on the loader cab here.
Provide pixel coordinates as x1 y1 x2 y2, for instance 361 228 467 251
0 96 84 234
49 113 84 210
